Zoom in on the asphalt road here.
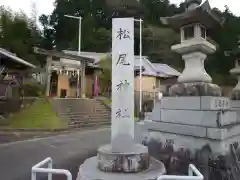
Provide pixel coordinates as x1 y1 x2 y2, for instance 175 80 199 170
0 128 110 180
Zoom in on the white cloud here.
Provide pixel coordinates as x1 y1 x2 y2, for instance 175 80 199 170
0 0 240 18
209 0 240 16
170 0 240 16
0 0 54 17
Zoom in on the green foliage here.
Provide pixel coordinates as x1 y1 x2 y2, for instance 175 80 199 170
2 0 240 85
99 55 111 94
0 6 44 65
23 82 45 97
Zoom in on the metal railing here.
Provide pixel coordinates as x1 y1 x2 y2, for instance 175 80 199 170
157 164 204 180
32 158 202 180
31 157 72 180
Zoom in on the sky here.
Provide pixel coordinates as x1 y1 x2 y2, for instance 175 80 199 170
1 0 240 18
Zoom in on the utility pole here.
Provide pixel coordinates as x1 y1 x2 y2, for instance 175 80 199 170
64 15 83 98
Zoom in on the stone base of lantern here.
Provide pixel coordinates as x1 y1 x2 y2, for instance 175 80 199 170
169 82 221 96
143 95 240 155
76 156 166 180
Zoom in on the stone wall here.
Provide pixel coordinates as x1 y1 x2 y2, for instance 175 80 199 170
0 97 36 118
143 138 240 180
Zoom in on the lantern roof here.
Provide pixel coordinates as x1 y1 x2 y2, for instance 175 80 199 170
160 0 224 32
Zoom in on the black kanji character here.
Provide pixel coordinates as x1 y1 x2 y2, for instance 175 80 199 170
116 54 129 66
116 28 130 40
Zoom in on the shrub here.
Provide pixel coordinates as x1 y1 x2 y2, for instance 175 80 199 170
23 82 45 97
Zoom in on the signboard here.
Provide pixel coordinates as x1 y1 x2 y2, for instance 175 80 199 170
111 18 135 142
210 97 231 110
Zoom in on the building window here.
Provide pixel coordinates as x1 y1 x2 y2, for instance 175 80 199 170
183 25 194 40
200 25 206 39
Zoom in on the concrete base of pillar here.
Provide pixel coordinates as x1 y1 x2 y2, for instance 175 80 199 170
76 156 166 180
97 144 149 173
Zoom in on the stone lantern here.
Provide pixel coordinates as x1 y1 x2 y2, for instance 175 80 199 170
229 40 240 100
143 0 240 156
161 0 223 96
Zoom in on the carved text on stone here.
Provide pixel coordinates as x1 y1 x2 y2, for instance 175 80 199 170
116 108 130 119
116 53 130 66
116 80 130 91
116 28 130 40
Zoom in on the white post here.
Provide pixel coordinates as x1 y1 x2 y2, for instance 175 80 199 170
139 18 143 113
77 17 82 98
78 17 82 53
135 18 143 113
48 159 53 180
77 69 80 97
64 15 82 98
31 172 36 180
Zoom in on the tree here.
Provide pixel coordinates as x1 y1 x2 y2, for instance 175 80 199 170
39 14 55 50
0 6 42 65
38 0 240 86
43 0 111 51
98 55 111 96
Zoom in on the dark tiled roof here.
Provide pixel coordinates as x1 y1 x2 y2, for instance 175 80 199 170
61 51 181 77
0 48 36 68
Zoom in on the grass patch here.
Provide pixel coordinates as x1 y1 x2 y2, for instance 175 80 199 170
6 98 67 129
102 98 112 106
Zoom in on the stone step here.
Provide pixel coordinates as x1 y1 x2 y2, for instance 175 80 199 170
69 120 110 125
49 98 111 129
55 107 110 110
67 114 110 119
53 102 96 105
55 102 105 106
67 116 110 121
59 112 110 116
68 118 110 123
59 110 110 114
54 106 103 110
68 119 110 124
68 114 110 117
54 106 108 111
53 104 99 108
56 109 109 112
68 121 110 128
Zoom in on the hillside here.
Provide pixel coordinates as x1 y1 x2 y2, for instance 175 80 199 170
1 0 240 85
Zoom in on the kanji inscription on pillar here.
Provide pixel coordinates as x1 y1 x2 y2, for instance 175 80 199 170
111 18 135 144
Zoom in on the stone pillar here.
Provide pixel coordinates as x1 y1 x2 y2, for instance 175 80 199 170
45 56 52 97
231 76 240 99
76 17 166 180
81 62 86 98
77 69 80 98
93 70 100 97
230 61 240 123
230 62 240 100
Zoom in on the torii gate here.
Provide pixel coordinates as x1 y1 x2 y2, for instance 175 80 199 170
34 47 95 98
